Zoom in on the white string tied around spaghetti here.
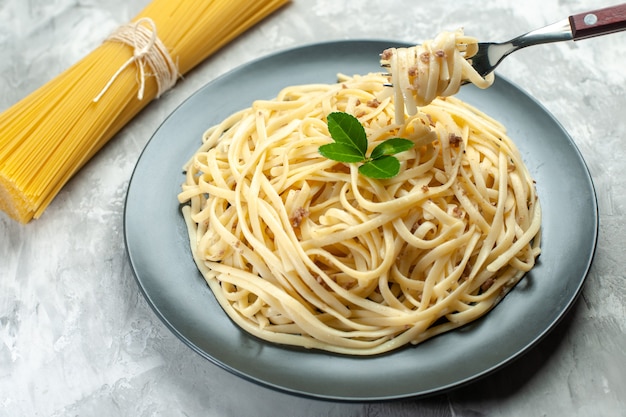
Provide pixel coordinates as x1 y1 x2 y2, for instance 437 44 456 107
93 17 180 102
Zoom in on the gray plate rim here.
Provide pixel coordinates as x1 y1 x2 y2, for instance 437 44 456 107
124 40 598 401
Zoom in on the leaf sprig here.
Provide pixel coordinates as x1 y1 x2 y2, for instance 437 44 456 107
318 112 414 179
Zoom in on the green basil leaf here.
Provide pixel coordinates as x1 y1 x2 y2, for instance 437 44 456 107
358 155 401 179
319 143 366 163
327 112 367 157
370 138 415 160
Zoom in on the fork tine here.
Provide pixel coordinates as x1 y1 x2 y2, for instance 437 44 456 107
466 43 497 78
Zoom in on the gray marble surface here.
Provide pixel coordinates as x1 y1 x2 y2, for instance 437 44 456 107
1 0 625 416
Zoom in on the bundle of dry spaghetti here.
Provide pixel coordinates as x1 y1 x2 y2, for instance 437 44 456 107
0 0 289 223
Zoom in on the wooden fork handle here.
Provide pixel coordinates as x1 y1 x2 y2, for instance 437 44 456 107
569 4 626 40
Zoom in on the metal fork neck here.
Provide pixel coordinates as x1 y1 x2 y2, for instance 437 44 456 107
509 18 574 50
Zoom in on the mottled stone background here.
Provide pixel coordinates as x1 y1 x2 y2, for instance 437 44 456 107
1 0 624 416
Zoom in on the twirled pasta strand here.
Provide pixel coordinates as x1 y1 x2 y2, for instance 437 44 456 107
380 29 495 122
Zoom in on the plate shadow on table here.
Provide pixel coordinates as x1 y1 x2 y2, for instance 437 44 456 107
391 298 581 413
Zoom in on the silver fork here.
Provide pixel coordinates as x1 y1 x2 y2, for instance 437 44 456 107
469 4 626 79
